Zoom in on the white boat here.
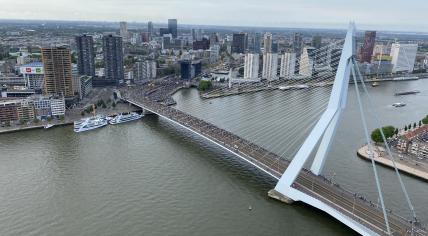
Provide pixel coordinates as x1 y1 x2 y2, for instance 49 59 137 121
392 76 419 81
109 112 143 125
74 116 108 133
392 102 406 108
44 124 54 129
279 84 310 90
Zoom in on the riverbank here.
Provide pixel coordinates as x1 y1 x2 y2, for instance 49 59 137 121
0 102 139 135
201 75 428 99
357 145 428 182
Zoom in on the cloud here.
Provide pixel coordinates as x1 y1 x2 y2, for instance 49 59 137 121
0 0 427 31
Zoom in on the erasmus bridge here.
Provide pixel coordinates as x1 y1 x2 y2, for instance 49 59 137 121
121 23 427 236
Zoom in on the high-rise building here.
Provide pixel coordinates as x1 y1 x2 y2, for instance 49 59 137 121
280 52 296 78
20 62 44 91
293 33 303 56
141 32 150 43
147 21 154 37
119 21 129 42
390 43 418 73
209 33 219 46
263 33 273 53
192 29 203 41
180 60 202 80
299 47 316 77
359 31 376 63
103 35 124 84
41 47 74 98
168 19 178 38
133 60 156 83
75 34 95 77
312 35 322 49
232 33 248 54
252 33 262 54
159 28 170 36
244 53 259 80
262 53 278 81
263 33 272 53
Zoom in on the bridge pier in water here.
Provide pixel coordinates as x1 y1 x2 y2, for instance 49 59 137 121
268 189 295 204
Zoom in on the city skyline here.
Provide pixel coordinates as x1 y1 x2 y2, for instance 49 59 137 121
1 0 428 32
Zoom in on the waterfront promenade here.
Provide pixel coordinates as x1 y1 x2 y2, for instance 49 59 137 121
122 86 426 236
358 145 428 181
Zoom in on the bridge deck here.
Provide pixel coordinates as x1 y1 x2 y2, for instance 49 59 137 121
125 94 426 236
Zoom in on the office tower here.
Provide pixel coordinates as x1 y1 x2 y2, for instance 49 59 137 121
244 53 259 80
359 31 376 63
192 29 203 41
162 34 172 50
120 21 129 42
280 52 296 78
168 19 178 38
75 34 95 77
263 33 273 53
253 33 262 54
180 60 201 80
390 43 418 73
209 33 219 46
232 33 248 54
312 35 322 49
147 21 154 37
159 28 170 36
262 53 278 81
41 46 74 98
292 33 303 56
103 35 124 84
299 47 316 77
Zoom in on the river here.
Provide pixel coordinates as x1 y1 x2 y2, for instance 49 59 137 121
1 79 428 235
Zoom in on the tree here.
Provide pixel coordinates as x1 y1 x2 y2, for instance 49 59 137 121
423 116 428 125
198 80 212 91
33 118 40 124
404 126 408 131
394 128 399 135
419 120 422 127
414 122 417 129
371 126 396 143
81 111 85 116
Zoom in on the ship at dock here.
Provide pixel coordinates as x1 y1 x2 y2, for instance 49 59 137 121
74 115 108 133
109 112 143 125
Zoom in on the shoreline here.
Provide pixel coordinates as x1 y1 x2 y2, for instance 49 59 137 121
0 121 73 134
357 145 428 182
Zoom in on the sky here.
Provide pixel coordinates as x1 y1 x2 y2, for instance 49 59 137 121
1 0 428 31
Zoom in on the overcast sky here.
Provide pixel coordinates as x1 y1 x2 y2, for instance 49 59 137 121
1 0 428 31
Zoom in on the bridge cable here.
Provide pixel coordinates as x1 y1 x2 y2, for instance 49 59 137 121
352 57 418 224
351 59 392 235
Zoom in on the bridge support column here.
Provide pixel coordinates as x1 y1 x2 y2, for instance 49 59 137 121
268 189 294 204
310 109 342 175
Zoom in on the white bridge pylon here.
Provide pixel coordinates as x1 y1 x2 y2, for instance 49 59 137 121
273 23 381 236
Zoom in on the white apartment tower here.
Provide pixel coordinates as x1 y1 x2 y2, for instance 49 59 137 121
299 47 316 77
262 53 278 81
390 43 418 73
244 53 259 80
120 21 129 42
280 52 296 78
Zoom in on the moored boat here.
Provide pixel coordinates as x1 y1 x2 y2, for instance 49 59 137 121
109 112 143 125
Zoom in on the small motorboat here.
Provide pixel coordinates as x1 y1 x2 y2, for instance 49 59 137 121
371 82 380 87
392 103 406 108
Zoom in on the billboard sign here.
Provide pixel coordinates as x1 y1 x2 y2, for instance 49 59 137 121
20 66 44 75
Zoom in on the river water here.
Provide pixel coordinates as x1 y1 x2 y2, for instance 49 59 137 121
1 79 428 235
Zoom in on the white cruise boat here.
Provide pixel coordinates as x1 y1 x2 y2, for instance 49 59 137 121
74 116 108 133
109 112 143 125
